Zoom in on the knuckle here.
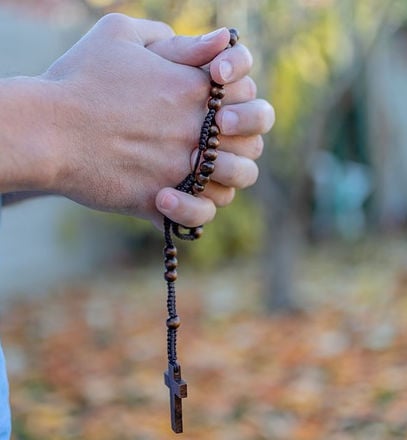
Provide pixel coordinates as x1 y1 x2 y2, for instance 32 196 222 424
252 136 264 159
218 187 235 207
183 198 216 227
237 160 258 189
246 76 257 100
224 154 240 185
243 45 254 70
233 44 253 70
99 12 130 31
256 100 275 134
249 162 260 186
206 203 217 223
155 20 175 37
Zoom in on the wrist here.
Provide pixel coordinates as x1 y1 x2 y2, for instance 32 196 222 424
0 76 61 193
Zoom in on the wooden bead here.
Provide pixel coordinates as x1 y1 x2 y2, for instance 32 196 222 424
210 86 225 99
192 227 204 239
203 148 218 161
209 125 220 136
229 28 239 46
166 316 181 329
164 270 177 282
165 257 178 270
193 182 205 193
208 98 221 111
196 173 210 185
211 80 223 88
208 137 220 149
164 245 177 258
200 161 215 174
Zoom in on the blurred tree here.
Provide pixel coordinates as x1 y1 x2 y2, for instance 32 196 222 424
5 0 407 312
247 0 401 311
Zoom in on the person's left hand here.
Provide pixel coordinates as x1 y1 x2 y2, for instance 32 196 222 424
147 26 274 228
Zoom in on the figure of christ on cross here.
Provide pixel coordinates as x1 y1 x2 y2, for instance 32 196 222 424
164 363 188 433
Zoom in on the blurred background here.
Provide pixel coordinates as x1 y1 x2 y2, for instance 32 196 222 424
1 0 407 439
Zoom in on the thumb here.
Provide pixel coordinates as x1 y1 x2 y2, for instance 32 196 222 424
147 27 230 67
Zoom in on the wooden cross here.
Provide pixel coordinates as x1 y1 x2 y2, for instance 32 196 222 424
164 363 188 433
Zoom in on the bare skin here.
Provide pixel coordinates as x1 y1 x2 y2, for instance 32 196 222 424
0 14 275 227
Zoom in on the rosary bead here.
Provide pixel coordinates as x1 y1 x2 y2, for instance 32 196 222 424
192 227 204 239
200 161 215 175
165 270 178 282
162 27 240 434
211 79 223 88
208 98 222 111
165 257 178 270
210 86 225 99
164 245 177 258
209 125 220 136
166 315 181 329
193 182 205 193
228 28 239 46
207 136 220 149
203 148 218 161
196 173 210 185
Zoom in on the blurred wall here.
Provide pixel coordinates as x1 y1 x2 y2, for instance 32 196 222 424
0 7 102 298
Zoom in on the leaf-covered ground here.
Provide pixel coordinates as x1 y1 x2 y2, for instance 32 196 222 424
2 237 407 440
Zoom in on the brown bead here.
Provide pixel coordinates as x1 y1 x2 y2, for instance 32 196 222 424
203 148 218 161
164 245 177 258
166 315 181 329
208 98 221 111
208 137 220 149
196 173 210 185
210 86 225 99
165 257 178 270
211 80 223 88
209 125 220 136
229 28 239 46
164 270 177 282
193 182 205 193
192 226 204 239
200 161 215 174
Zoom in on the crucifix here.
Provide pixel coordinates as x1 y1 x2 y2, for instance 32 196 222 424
161 29 239 433
164 362 188 433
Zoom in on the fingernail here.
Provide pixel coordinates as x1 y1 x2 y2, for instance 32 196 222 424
159 192 179 211
222 110 239 134
219 60 233 82
201 28 225 41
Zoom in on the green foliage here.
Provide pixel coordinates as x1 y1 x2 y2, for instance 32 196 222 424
105 0 215 34
84 191 264 269
185 191 264 268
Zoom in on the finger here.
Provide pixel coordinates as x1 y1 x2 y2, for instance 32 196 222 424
95 14 175 45
218 135 264 160
201 182 236 207
222 76 257 105
191 150 259 189
216 99 275 136
147 28 230 66
155 188 216 227
209 44 253 84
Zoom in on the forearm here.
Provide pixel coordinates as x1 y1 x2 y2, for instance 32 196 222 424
0 77 58 193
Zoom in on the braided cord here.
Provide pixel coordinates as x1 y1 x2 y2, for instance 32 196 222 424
163 29 239 370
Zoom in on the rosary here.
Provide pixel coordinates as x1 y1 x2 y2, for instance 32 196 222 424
162 28 239 433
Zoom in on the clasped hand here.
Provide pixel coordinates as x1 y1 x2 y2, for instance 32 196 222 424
10 14 275 228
